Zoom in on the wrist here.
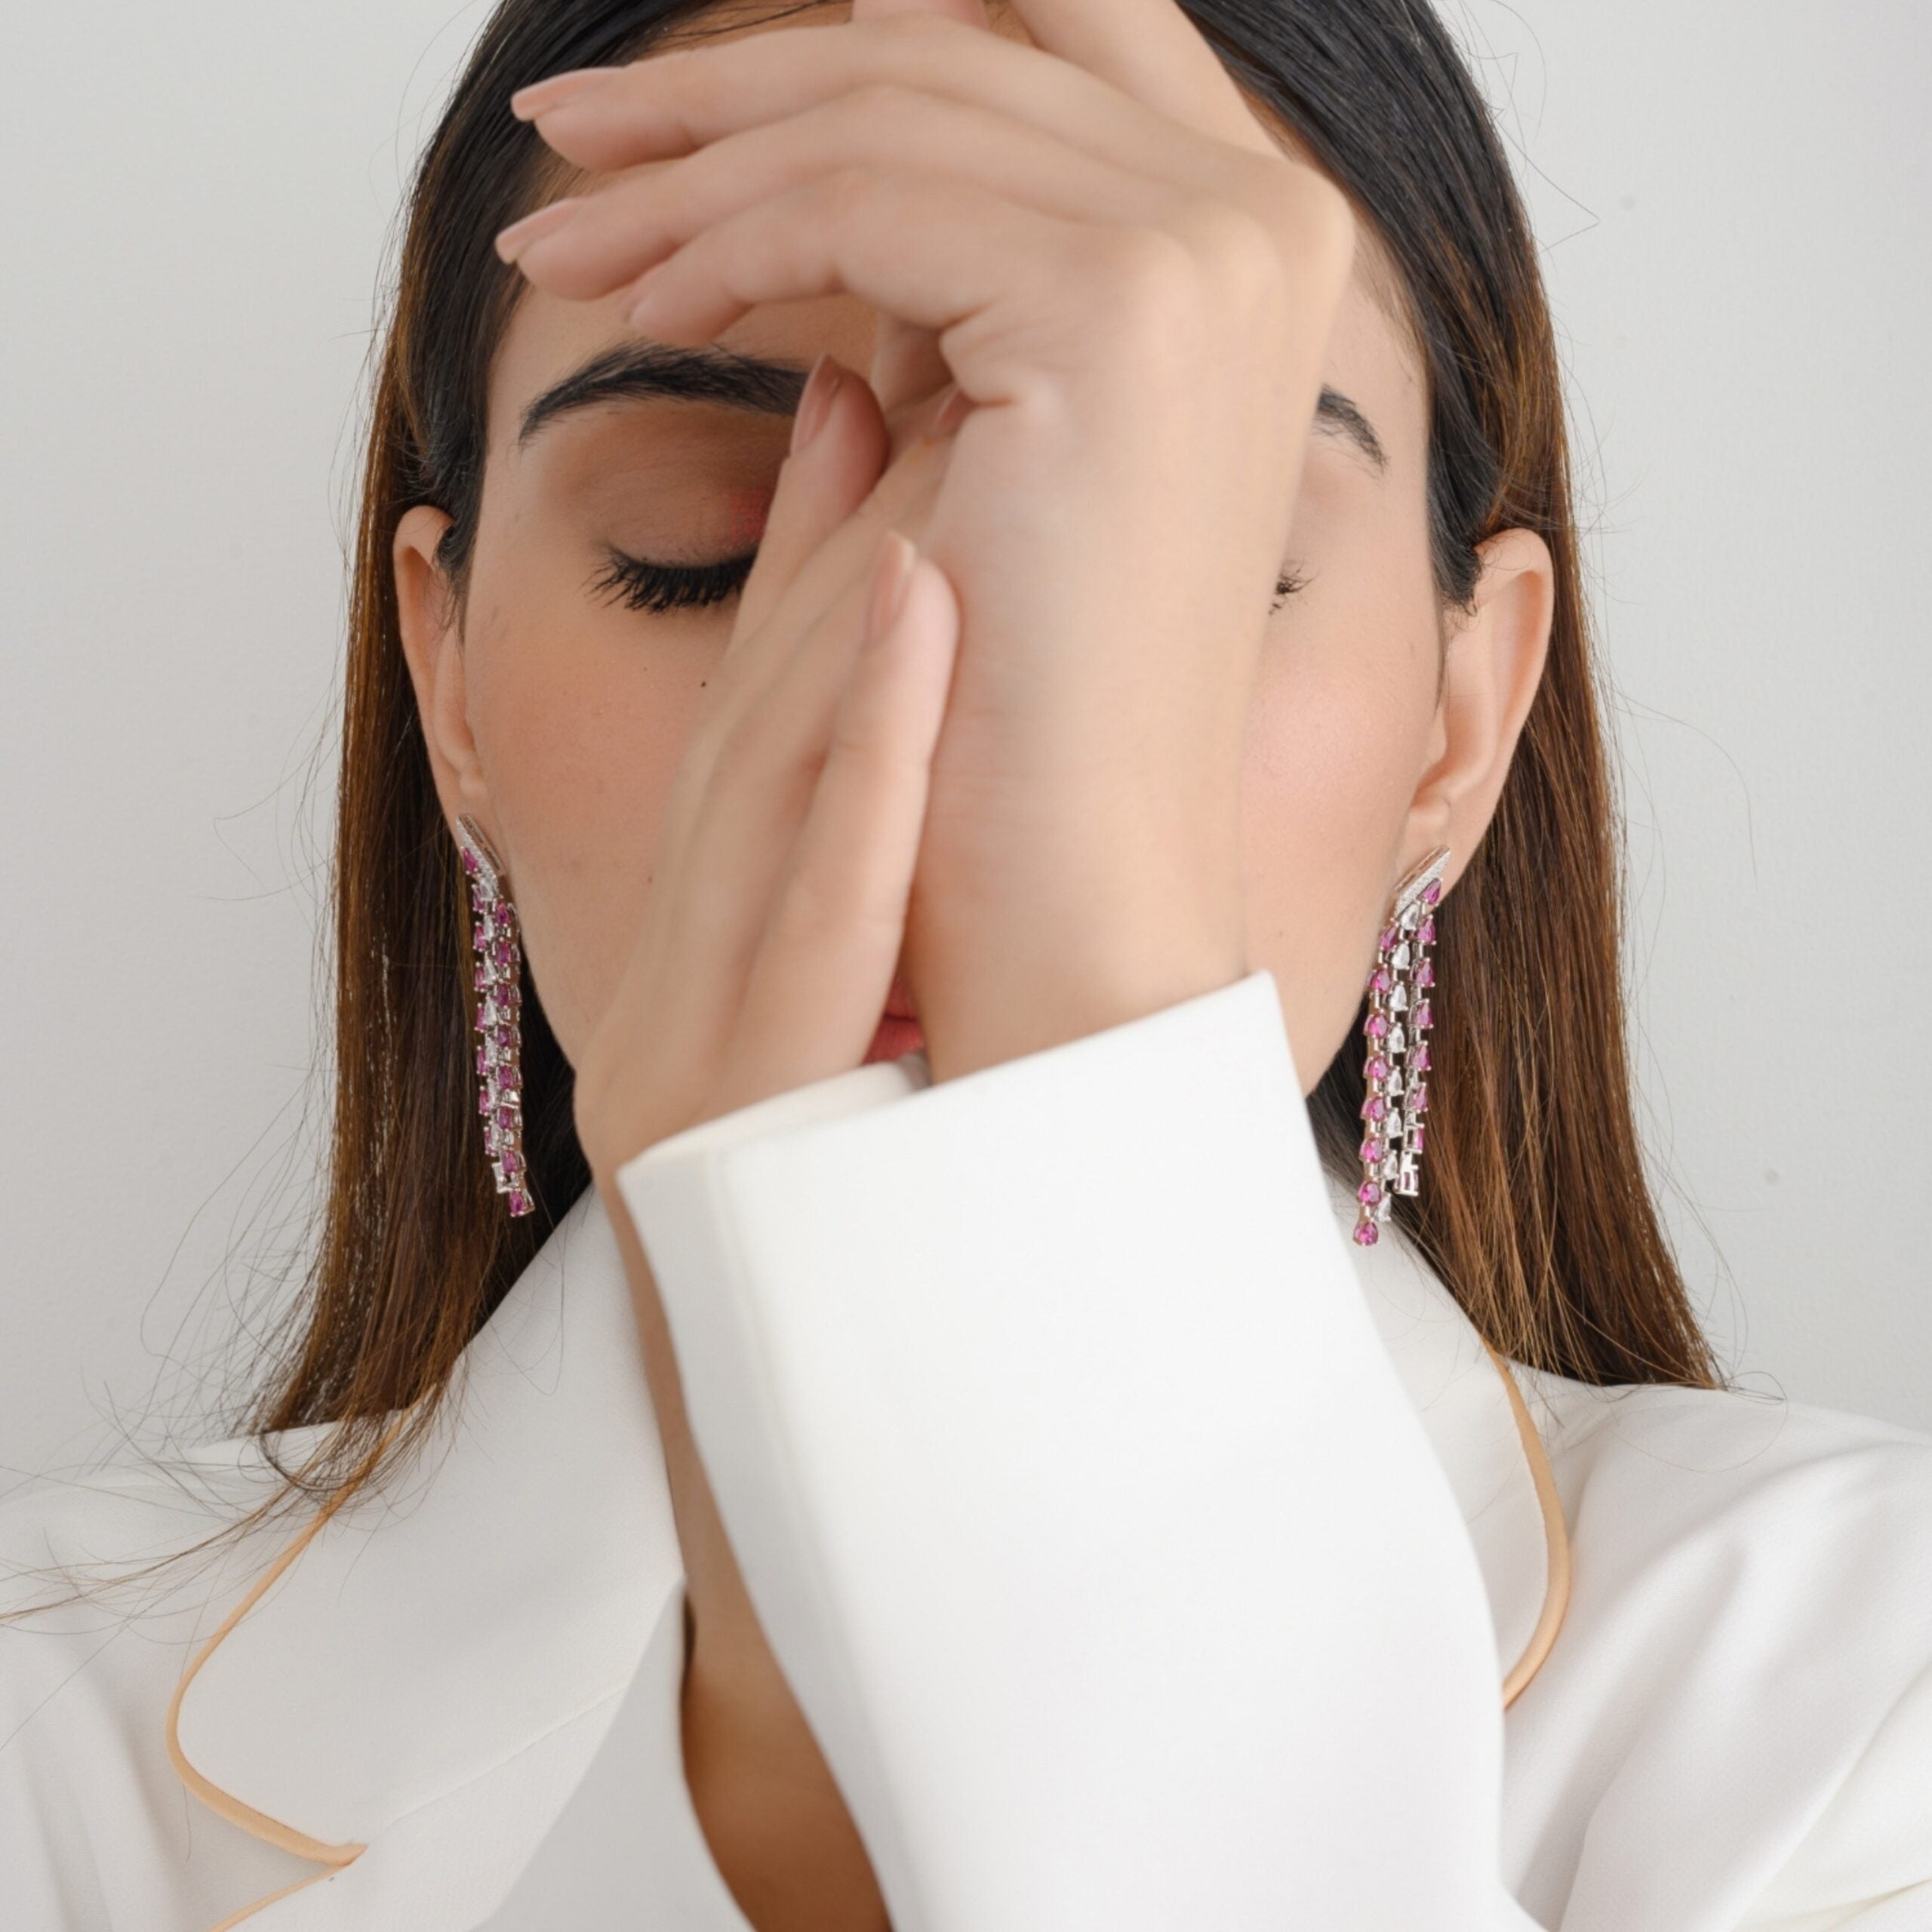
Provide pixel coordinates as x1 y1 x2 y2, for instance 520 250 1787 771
910 899 1247 1084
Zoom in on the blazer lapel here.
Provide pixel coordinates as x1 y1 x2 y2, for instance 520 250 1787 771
171 1186 687 1926
1331 1171 1556 1682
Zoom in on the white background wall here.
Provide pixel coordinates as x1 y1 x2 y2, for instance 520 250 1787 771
3 0 1927 1496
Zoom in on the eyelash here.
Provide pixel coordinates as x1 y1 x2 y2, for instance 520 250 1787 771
592 549 1312 616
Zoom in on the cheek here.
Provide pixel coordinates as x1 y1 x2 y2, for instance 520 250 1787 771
1241 622 1438 1094
462 566 715 1062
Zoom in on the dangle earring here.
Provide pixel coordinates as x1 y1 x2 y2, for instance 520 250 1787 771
1352 844 1449 1247
455 814 534 1218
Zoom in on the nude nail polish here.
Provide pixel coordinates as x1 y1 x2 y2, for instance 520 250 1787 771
494 198 581 263
509 67 623 120
790 354 842 457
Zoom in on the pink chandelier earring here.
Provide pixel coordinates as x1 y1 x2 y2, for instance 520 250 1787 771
455 814 534 1218
1353 844 1449 1247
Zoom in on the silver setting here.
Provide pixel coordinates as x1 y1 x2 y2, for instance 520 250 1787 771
1352 844 1449 1248
456 814 534 1219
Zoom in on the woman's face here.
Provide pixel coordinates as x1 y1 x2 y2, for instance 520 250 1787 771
396 7 1552 1097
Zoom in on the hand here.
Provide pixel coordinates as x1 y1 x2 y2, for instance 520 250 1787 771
568 354 960 1190
506 0 1358 1079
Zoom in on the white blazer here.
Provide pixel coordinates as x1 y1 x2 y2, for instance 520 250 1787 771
4 968 1930 1930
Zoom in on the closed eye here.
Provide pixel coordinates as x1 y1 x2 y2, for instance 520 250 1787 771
592 548 1311 617
591 546 758 614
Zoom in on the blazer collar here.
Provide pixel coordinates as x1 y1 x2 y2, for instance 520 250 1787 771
171 1086 1553 1917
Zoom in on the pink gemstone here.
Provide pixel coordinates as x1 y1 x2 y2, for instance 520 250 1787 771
1379 928 1398 953
1411 1127 1426 1154
1358 1180 1382 1206
1370 968 1392 994
1365 1055 1389 1081
492 940 515 969
475 1045 489 1075
1421 878 1441 906
508 1187 532 1217
475 962 491 992
1367 1014 1389 1038
1413 1043 1430 1072
1359 1138 1384 1164
1364 1094 1388 1121
503 1148 523 1176
1352 1220 1380 1247
1419 918 1436 945
1414 1001 1433 1030
1411 1082 1428 1112
478 1087 492 1115
1417 960 1435 987
460 847 479 875
497 1106 516 1131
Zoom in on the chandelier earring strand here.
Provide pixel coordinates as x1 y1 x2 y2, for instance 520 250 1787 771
455 814 534 1218
1353 844 1449 1247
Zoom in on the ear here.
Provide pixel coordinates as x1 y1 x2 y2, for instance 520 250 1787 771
1400 525 1555 886
394 505 497 838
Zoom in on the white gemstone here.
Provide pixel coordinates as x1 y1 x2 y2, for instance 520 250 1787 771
1389 1024 1407 1055
1392 942 1412 971
1389 983 1408 1013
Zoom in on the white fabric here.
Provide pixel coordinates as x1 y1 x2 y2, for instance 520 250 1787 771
2 966 1928 1930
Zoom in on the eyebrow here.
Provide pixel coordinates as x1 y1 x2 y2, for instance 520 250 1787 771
518 341 1387 475
518 342 807 446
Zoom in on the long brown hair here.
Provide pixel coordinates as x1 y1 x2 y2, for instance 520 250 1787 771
249 0 1718 1518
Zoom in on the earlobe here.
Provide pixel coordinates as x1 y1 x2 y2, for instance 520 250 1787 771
393 504 494 828
1402 525 1555 883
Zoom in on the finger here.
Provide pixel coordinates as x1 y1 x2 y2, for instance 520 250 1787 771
513 15 1247 189
994 0 1281 155
587 169 1270 398
731 351 888 644
510 88 1194 310
652 481 943 1043
717 539 960 1108
851 0 993 418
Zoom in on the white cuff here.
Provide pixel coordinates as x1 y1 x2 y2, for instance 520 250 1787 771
617 967 1506 1930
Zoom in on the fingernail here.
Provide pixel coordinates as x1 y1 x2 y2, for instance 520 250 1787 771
931 383 974 436
494 197 582 263
790 352 842 457
865 531 918 647
509 66 623 120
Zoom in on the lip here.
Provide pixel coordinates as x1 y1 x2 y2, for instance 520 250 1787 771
864 1012 925 1065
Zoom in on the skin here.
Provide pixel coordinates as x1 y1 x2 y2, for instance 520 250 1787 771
393 2 1553 1925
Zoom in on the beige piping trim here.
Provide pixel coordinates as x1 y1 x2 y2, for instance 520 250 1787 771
165 1416 416 1929
1483 1340 1573 1707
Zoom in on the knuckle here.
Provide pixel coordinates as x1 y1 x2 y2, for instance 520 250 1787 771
706 711 775 792
1094 224 1206 344
819 163 881 226
1271 165 1359 272
846 78 917 127
1177 193 1287 304
769 869 849 949
828 701 915 789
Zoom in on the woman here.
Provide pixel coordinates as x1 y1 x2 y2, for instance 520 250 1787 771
4 0 1927 1926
